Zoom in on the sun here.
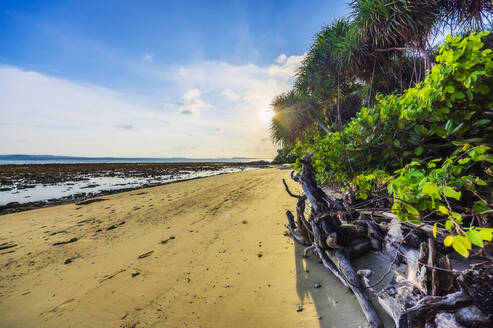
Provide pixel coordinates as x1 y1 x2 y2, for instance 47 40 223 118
259 105 275 123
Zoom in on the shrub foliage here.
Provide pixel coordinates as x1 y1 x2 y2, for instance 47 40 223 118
294 32 493 256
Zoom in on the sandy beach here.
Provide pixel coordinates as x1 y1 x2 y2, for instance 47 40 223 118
0 168 377 328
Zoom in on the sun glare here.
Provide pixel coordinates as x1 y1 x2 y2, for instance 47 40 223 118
259 106 275 123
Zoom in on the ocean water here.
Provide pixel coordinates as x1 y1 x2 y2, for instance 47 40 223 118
0 155 270 165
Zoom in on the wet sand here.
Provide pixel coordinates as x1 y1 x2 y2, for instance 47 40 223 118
0 168 383 328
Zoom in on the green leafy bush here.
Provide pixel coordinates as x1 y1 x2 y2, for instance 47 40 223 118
297 31 493 256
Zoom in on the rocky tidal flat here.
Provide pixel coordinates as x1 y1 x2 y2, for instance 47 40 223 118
0 162 267 214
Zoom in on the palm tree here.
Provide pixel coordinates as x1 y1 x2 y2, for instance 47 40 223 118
270 0 493 147
350 0 440 70
296 18 369 130
350 0 493 70
270 90 326 147
439 0 493 31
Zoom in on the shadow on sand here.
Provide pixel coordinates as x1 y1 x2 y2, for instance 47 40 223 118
293 242 395 328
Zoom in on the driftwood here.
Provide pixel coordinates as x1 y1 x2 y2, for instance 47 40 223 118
282 152 493 328
285 152 383 328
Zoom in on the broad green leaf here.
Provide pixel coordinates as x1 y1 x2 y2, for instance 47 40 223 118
452 236 469 257
475 178 486 186
443 186 461 200
479 228 493 242
454 91 465 99
457 235 472 250
414 146 424 156
444 85 454 93
466 230 484 247
422 182 440 198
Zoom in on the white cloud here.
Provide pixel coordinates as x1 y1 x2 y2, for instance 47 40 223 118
178 88 212 115
0 53 305 158
267 54 305 79
170 54 305 153
114 124 134 130
221 88 240 100
276 54 287 64
143 53 153 62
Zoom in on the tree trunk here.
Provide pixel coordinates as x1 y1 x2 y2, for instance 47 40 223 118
315 117 331 134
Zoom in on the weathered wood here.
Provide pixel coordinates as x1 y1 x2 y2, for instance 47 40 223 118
283 152 493 328
457 262 493 318
295 196 312 243
286 153 383 328
434 312 465 328
428 238 438 296
285 210 310 245
455 305 491 327
325 249 383 328
406 291 471 328
359 270 422 328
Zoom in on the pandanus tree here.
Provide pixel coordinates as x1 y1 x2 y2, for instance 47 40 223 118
294 18 368 132
350 0 440 70
271 0 493 147
350 0 493 71
270 90 323 147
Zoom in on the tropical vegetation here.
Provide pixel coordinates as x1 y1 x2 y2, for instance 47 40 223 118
270 0 493 257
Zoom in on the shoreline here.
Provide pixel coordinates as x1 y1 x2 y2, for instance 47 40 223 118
0 161 271 215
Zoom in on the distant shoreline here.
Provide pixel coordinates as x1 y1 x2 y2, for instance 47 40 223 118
0 154 271 165
0 161 272 214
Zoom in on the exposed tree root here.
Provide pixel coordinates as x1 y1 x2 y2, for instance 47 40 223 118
282 152 492 327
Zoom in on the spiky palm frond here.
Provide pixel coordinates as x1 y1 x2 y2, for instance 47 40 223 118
350 0 440 50
270 91 314 146
439 0 493 31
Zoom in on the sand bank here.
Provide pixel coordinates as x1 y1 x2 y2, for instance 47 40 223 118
0 168 381 327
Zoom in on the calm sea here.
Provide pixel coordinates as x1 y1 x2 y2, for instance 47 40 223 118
0 156 271 165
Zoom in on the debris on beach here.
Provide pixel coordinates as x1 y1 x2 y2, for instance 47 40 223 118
160 236 175 244
52 238 78 246
76 198 108 206
0 241 17 250
138 250 154 259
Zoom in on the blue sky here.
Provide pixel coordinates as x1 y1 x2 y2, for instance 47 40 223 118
0 0 348 158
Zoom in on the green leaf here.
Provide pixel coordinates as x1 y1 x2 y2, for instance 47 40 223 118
466 230 484 247
454 91 465 99
452 236 470 257
475 177 486 186
479 228 493 242
458 158 470 164
432 125 447 138
422 182 439 197
472 119 491 127
443 186 461 200
414 146 424 156
359 192 368 200
445 220 454 231
444 85 455 93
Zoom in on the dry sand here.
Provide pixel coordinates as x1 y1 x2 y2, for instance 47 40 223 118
0 168 381 328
